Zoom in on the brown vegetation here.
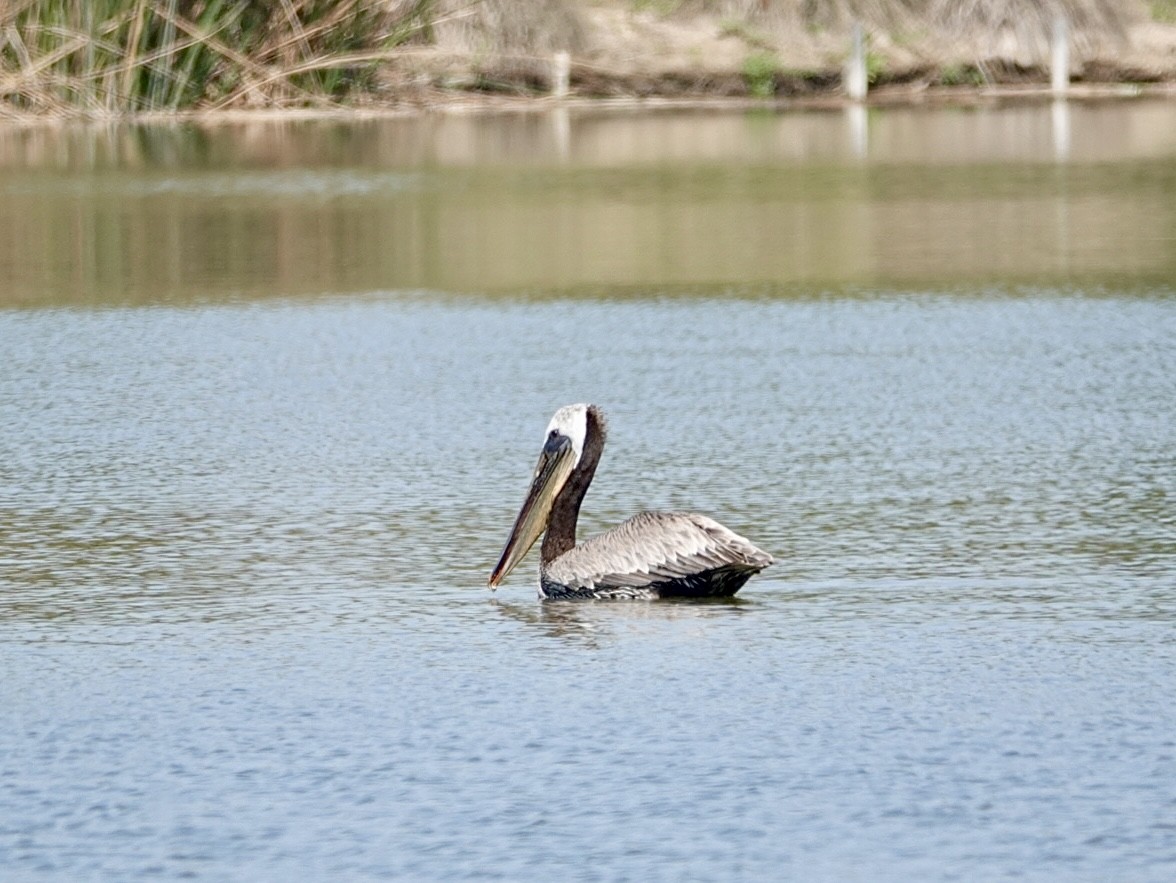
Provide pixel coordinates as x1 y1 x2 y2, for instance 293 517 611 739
0 0 435 115
405 0 1176 101
2 0 1175 118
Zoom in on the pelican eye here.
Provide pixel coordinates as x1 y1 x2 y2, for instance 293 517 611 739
542 428 569 457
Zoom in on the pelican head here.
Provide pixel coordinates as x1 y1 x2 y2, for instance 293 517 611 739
488 404 589 589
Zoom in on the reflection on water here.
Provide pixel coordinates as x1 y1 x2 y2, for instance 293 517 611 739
2 101 1175 306
1052 98 1071 159
491 595 753 647
2 108 1176 881
3 294 1175 882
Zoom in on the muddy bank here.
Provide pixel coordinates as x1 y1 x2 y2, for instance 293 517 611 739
379 5 1176 108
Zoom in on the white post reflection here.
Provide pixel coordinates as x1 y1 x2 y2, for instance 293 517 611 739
1051 98 1071 161
552 105 570 162
846 103 868 159
1052 98 1072 273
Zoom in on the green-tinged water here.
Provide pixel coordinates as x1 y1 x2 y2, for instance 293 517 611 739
1 102 1175 881
2 101 1175 305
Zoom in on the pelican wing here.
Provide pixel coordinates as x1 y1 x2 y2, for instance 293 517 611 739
545 510 773 592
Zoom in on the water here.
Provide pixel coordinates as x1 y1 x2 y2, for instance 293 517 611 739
3 101 1176 306
2 103 1176 880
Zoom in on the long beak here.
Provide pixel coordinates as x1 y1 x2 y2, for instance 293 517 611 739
488 435 574 589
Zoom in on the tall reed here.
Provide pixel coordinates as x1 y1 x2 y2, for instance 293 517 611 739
1 0 435 116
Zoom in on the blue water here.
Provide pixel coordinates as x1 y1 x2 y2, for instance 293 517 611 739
2 292 1175 880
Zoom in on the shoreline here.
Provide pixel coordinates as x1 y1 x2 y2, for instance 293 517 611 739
4 79 1175 130
4 2 1176 126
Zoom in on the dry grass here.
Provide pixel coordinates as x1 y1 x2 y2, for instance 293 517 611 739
587 0 1153 92
669 0 1138 56
415 0 585 90
0 0 1165 116
0 0 437 117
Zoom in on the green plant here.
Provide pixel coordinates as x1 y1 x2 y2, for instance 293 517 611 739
742 50 777 98
1151 0 1176 23
633 0 681 17
719 18 773 51
865 49 885 84
939 63 984 87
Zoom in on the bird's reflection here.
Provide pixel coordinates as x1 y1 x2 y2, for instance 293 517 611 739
489 595 753 647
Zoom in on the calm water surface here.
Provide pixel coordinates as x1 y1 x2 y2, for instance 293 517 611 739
2 103 1176 881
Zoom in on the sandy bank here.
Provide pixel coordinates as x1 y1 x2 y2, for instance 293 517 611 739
374 3 1176 110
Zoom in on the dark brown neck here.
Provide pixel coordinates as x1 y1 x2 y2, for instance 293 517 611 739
541 406 606 566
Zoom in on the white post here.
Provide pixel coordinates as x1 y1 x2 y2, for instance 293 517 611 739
552 51 570 99
844 23 867 102
1051 16 1069 97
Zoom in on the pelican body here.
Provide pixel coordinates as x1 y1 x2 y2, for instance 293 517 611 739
488 404 773 600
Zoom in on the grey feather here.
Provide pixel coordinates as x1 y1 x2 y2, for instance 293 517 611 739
543 510 773 597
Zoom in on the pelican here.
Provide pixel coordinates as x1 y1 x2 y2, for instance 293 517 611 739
488 404 773 600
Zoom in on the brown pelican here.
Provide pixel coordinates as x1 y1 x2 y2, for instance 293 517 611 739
488 404 773 600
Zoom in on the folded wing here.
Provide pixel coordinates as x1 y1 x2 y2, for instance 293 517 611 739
545 510 773 593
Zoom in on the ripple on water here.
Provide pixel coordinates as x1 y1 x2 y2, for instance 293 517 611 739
2 292 1175 880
